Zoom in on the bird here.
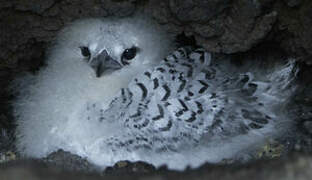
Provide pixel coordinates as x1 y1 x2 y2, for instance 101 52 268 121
11 15 299 170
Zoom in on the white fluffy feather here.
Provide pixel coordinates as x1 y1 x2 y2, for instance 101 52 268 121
12 16 172 157
11 16 298 170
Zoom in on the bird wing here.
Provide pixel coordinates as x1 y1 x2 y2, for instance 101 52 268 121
84 47 297 152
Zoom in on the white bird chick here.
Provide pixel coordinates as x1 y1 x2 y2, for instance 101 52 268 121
12 15 298 171
12 16 172 163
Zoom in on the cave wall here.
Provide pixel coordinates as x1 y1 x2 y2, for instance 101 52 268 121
1 0 312 68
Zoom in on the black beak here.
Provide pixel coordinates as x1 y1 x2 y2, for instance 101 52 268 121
89 50 122 77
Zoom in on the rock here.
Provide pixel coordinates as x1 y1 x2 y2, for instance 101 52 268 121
43 150 96 173
190 23 224 38
273 0 312 62
100 0 136 17
284 0 302 7
196 2 277 53
303 120 312 134
169 0 230 23
0 115 14 153
2 153 312 180
0 152 16 164
2 0 312 71
0 1 13 8
151 0 278 53
150 0 312 58
257 140 285 159
104 161 156 175
14 0 56 14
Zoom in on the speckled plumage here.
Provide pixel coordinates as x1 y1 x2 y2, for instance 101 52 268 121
12 16 298 170
77 46 298 168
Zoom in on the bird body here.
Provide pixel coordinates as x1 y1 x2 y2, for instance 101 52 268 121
12 16 298 170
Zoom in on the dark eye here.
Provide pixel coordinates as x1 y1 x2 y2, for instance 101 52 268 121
122 47 137 61
80 46 91 58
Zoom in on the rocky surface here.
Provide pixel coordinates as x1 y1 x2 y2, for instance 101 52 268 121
1 0 312 68
153 0 277 53
104 160 156 175
1 153 312 180
42 150 97 173
151 0 312 59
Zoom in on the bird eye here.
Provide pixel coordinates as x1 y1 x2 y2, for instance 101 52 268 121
80 46 91 58
122 47 137 61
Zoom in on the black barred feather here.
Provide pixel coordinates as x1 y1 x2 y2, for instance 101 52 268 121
80 47 298 169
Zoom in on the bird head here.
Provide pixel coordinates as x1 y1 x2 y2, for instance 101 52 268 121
52 16 173 78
